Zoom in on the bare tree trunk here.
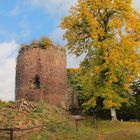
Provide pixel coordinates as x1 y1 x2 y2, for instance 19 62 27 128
111 108 118 121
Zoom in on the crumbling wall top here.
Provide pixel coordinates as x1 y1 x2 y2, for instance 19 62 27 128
18 37 65 57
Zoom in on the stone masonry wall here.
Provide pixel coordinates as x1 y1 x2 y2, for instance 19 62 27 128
16 46 67 107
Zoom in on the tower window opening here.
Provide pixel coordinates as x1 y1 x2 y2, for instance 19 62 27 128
34 75 40 89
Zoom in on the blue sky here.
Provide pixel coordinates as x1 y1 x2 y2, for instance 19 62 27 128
0 0 139 44
0 0 73 44
0 0 139 101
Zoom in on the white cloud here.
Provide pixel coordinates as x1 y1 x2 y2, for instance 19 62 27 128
50 27 65 45
29 0 75 17
29 0 140 17
0 41 19 101
132 0 140 12
67 54 82 68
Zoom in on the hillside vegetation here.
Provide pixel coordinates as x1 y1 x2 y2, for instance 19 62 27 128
0 100 140 140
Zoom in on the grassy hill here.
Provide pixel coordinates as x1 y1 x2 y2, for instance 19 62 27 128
0 100 140 140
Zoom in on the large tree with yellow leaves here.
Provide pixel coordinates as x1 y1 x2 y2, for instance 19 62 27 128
61 0 140 120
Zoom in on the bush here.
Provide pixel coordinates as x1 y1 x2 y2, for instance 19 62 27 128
19 36 54 53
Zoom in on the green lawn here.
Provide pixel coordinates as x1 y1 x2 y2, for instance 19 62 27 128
17 120 140 140
0 100 140 140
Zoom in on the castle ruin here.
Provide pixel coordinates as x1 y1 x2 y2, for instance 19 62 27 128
15 38 67 107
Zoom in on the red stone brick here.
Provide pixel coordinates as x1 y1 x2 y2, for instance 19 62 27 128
16 47 67 107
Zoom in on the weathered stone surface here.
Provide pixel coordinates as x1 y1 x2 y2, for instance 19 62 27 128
16 46 67 107
66 88 79 110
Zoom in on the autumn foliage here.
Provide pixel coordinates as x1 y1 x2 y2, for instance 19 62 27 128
61 0 140 112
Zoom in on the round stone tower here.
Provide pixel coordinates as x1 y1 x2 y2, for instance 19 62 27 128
16 45 67 107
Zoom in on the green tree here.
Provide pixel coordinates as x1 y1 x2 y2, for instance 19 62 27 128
67 68 85 106
61 0 140 120
131 80 140 120
132 80 140 106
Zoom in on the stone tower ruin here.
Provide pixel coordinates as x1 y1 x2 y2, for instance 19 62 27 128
16 39 67 107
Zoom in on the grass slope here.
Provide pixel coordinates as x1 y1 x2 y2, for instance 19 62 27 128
0 100 140 140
